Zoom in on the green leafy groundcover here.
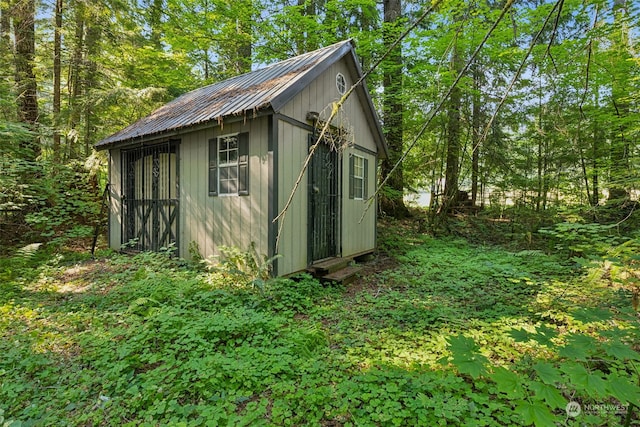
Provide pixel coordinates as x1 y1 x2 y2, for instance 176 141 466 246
1 223 639 426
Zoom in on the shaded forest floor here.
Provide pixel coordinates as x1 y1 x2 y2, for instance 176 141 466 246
1 214 639 426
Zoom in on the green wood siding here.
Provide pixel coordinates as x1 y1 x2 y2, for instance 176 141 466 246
180 118 270 261
107 53 379 275
342 148 376 257
276 121 309 275
108 149 122 250
279 57 378 264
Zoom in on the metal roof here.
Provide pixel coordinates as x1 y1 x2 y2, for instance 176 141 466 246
96 39 386 157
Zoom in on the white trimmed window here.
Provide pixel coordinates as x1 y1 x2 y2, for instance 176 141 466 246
349 154 368 200
209 132 249 196
219 135 238 194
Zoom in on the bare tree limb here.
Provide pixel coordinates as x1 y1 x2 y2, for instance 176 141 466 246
479 0 563 146
544 0 565 73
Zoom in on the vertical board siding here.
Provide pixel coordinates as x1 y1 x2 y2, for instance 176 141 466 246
276 121 309 275
107 54 379 273
280 61 378 153
179 117 269 262
279 58 379 262
342 149 376 256
109 149 122 250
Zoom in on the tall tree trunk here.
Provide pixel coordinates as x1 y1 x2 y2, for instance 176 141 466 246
592 125 601 206
536 136 543 211
201 0 211 79
53 0 63 163
0 1 9 46
148 0 164 48
0 1 13 121
541 138 549 210
443 36 462 212
83 20 99 157
67 0 84 160
471 60 481 206
298 0 318 52
234 1 252 75
607 0 630 203
578 120 591 207
535 79 544 211
203 48 210 80
380 0 409 218
13 0 39 158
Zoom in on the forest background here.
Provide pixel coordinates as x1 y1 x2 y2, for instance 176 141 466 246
1 1 640 425
0 0 638 246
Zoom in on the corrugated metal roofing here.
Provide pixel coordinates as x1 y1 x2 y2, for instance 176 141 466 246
96 40 358 149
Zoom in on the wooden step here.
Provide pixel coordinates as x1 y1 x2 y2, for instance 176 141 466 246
321 265 362 285
309 257 352 275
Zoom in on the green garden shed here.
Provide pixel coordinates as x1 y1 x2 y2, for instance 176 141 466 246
95 39 387 276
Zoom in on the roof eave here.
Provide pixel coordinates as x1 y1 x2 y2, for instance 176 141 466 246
269 40 388 159
94 40 388 158
95 107 274 151
345 47 389 159
269 40 355 113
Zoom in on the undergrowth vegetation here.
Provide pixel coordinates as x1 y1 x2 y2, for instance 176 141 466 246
1 214 639 426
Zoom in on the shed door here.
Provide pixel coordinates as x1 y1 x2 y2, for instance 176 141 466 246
308 135 340 263
122 141 179 253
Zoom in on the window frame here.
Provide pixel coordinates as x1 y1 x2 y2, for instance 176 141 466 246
349 153 368 201
336 72 346 95
209 132 249 197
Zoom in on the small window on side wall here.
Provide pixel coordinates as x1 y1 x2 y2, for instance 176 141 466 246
336 73 346 95
209 132 249 196
349 154 368 200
